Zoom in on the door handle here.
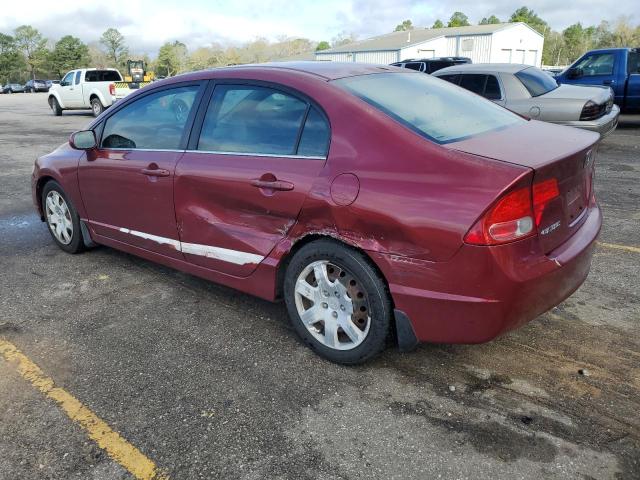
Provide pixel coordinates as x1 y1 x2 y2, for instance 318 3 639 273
603 79 614 85
141 168 170 177
250 179 294 191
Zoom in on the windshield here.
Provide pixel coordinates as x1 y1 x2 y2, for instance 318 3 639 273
515 67 558 97
333 72 522 144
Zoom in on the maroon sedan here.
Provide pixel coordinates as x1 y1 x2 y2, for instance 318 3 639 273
32 62 601 364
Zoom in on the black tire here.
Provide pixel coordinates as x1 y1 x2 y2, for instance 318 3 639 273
91 97 104 117
41 181 86 254
50 97 62 116
284 239 392 364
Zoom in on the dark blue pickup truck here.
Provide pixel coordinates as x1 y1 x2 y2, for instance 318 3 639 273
556 48 639 113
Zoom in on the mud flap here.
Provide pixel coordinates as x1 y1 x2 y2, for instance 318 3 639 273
394 309 419 352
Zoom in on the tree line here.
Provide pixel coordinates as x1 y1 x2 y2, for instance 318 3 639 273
394 7 640 66
2 7 639 83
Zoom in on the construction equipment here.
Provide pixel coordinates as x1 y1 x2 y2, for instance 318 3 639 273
122 60 155 89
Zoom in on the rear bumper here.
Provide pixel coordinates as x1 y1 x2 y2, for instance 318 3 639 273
556 105 620 137
370 204 602 344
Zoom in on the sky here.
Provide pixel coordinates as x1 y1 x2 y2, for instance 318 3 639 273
1 0 637 54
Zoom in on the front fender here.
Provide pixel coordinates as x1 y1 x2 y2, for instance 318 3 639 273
48 90 65 109
32 144 86 220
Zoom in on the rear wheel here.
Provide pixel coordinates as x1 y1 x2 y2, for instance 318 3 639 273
284 240 391 364
50 97 62 116
42 181 85 254
91 97 104 117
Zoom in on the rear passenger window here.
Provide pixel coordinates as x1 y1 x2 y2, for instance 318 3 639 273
459 74 486 95
198 85 308 155
74 71 82 85
297 107 330 157
101 85 199 150
484 75 502 100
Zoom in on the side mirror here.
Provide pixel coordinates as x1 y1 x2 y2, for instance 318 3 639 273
69 130 97 150
567 67 583 79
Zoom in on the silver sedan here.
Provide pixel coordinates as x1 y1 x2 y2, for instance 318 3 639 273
433 63 619 136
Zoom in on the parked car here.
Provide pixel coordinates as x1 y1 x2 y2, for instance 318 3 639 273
391 57 472 74
47 68 131 117
25 79 49 93
2 83 25 93
32 62 601 364
434 63 619 136
555 47 639 113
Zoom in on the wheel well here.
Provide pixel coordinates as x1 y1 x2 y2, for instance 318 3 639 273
35 176 55 220
89 94 98 102
48 95 55 107
275 233 392 305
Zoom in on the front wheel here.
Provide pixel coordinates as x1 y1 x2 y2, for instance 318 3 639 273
41 181 85 254
284 240 392 364
91 98 105 117
50 97 62 116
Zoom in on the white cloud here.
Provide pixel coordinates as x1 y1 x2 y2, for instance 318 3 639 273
1 0 637 54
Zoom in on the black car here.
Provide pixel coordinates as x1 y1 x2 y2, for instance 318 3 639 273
2 83 25 93
24 79 49 93
391 57 472 74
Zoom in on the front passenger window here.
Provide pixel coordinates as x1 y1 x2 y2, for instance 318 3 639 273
101 85 199 150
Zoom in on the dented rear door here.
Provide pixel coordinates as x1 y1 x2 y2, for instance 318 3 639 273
174 82 329 277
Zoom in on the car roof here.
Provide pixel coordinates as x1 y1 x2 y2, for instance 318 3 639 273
167 62 402 83
434 63 531 75
398 57 471 63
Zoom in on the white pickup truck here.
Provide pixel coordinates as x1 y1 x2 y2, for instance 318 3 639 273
48 68 132 117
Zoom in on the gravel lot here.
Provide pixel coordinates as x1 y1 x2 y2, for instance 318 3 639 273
1 92 638 480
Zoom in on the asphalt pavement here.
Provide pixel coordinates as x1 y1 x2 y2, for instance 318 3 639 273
1 92 638 479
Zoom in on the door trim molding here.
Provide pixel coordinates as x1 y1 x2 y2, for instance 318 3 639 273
118 226 264 265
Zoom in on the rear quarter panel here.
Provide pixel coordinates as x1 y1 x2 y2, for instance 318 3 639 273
285 81 531 262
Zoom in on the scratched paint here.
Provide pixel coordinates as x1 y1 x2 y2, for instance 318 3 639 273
0 339 168 480
118 227 264 265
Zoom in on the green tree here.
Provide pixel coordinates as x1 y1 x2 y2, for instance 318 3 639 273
50 35 90 78
100 28 129 67
432 19 444 29
480 15 501 25
448 12 470 27
156 41 188 77
315 41 331 51
509 7 548 34
13 25 48 80
394 20 414 31
0 33 25 83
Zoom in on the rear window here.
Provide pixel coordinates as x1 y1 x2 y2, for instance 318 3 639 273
515 67 558 97
333 72 522 144
85 70 122 82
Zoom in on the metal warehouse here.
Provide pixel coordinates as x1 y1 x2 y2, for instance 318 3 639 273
316 22 544 67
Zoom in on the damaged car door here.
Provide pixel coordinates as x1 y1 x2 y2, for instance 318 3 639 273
174 83 330 277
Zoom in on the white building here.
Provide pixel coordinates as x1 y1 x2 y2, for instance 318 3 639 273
316 23 544 68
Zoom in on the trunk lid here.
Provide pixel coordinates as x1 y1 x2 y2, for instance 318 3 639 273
446 120 600 253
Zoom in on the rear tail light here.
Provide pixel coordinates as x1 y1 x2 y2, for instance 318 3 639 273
465 178 560 246
109 83 116 96
532 178 559 226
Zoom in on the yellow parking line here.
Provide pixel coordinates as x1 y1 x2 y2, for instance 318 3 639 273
0 339 168 480
598 241 640 253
